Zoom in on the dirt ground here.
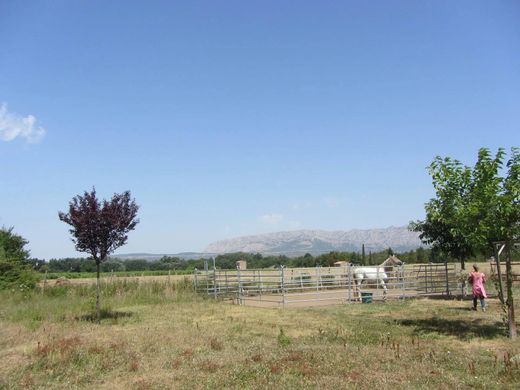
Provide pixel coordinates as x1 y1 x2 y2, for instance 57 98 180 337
226 287 455 308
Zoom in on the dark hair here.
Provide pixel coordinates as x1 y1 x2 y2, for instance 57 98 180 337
473 264 479 271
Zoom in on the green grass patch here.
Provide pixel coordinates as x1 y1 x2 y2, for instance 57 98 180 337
0 281 519 389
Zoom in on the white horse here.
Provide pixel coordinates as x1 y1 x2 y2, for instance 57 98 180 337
353 256 403 301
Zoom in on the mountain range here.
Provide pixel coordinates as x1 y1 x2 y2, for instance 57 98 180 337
113 226 425 260
204 226 423 256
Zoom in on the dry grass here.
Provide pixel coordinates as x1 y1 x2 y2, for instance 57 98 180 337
42 273 193 287
1 280 519 389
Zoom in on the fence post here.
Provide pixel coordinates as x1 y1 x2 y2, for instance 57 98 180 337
429 263 433 293
237 265 242 305
281 265 286 308
444 262 450 296
213 266 217 299
194 268 198 292
259 269 263 300
400 264 405 299
424 265 428 294
316 265 320 292
204 259 209 295
348 264 352 303
225 270 229 295
494 246 505 304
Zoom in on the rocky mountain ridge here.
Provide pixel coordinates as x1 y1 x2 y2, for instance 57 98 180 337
205 226 423 255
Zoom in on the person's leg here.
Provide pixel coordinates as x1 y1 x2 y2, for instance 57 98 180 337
473 297 478 310
480 298 486 311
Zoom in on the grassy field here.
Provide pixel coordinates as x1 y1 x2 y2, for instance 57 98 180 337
1 278 519 389
42 273 192 286
44 270 192 280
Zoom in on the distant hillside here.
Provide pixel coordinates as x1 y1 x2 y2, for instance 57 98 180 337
205 226 423 255
111 252 215 260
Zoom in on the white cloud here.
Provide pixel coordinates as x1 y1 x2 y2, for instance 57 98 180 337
0 103 46 143
258 213 283 225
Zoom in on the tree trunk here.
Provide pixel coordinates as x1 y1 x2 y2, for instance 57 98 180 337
96 261 101 323
494 248 505 305
505 244 517 339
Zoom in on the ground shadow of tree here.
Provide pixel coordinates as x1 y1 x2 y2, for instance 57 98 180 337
397 317 505 340
76 310 133 323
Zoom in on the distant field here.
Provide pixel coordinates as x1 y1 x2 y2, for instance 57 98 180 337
1 278 519 389
44 270 192 280
42 273 193 286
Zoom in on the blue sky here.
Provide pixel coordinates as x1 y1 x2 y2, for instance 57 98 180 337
1 1 519 259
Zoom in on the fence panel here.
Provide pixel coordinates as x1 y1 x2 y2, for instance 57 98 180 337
490 261 520 283
194 263 459 307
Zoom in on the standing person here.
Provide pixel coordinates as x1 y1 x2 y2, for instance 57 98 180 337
468 264 488 311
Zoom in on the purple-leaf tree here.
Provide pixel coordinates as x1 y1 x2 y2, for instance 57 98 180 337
59 188 139 321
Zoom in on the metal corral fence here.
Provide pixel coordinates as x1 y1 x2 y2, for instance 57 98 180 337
490 261 520 283
194 263 460 308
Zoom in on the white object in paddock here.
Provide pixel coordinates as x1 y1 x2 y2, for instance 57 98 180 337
353 256 403 301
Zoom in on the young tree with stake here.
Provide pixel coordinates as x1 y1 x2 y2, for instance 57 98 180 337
59 189 139 322
412 148 520 338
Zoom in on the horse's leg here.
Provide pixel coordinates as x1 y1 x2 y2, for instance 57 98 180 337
357 277 363 302
352 276 357 301
380 279 388 301
353 275 360 302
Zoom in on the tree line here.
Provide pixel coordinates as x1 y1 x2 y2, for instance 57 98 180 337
30 245 518 275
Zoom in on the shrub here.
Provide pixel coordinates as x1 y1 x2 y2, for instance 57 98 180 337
0 260 39 291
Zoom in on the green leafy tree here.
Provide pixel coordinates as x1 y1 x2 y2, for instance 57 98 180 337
0 227 38 290
0 227 30 262
413 147 520 338
416 247 426 263
59 189 139 322
464 148 506 251
410 156 473 269
465 148 519 338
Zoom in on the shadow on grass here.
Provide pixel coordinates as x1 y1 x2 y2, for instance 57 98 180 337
421 295 461 300
398 317 505 340
420 295 499 301
75 310 133 322
445 306 476 312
